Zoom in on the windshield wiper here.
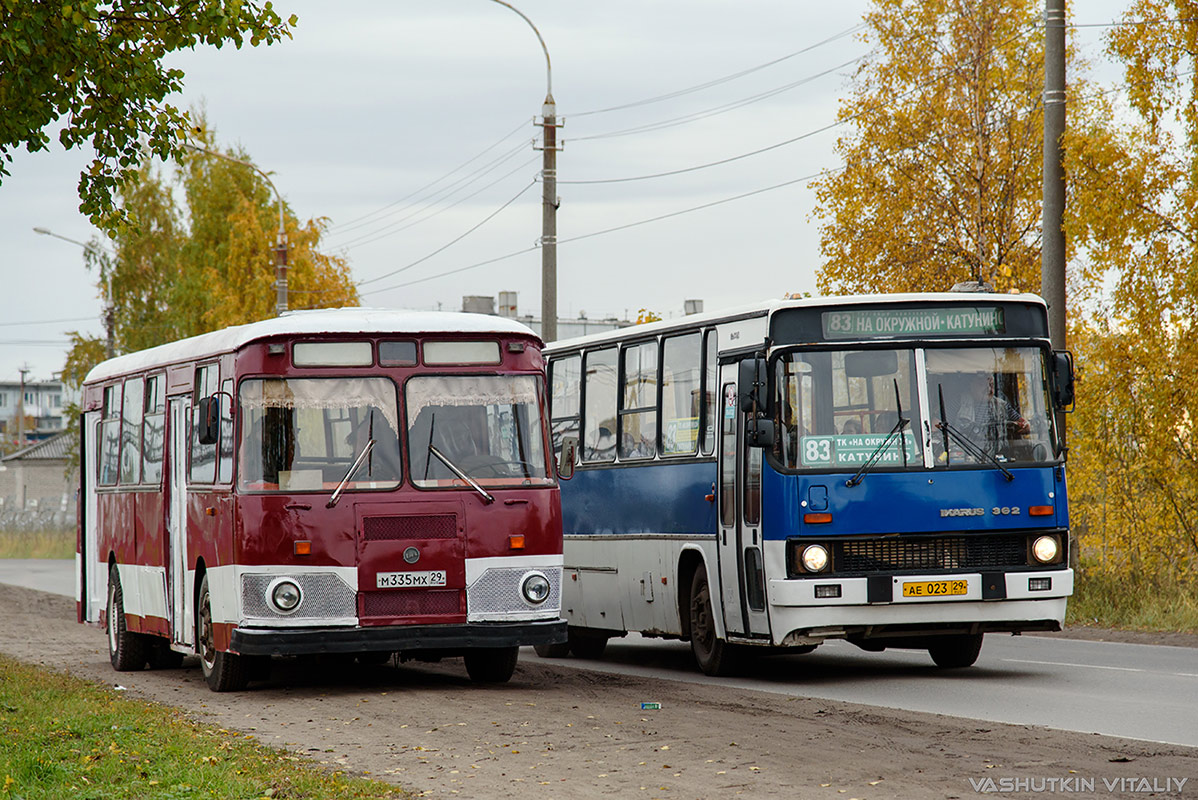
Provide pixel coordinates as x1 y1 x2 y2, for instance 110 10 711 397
846 379 909 488
935 384 1013 482
428 444 494 504
327 439 374 508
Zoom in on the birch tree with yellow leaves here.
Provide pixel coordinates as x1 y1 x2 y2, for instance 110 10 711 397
1065 1 1198 578
812 0 1048 295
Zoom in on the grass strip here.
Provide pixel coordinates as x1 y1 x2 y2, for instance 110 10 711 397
0 655 409 800
0 530 74 560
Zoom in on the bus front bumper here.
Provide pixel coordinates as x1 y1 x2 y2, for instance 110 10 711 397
229 619 567 657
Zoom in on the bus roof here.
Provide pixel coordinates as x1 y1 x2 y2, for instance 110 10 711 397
84 307 539 384
545 292 1047 351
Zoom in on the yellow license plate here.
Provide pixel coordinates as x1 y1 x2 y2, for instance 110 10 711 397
902 579 968 598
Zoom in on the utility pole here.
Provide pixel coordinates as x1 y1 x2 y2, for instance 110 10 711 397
489 0 558 342
1041 0 1067 350
16 366 29 451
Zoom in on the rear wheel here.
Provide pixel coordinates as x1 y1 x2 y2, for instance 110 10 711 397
197 573 249 692
533 641 570 658
689 568 736 676
567 629 609 659
928 633 984 668
463 647 519 683
107 565 148 672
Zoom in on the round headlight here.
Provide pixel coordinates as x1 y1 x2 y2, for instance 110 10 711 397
801 544 830 573
521 572 551 604
1031 535 1060 564
269 579 302 613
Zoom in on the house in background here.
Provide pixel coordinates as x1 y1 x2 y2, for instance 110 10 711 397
0 376 70 445
0 431 75 522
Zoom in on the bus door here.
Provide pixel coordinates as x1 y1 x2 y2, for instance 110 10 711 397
716 363 772 640
166 397 191 646
81 410 103 622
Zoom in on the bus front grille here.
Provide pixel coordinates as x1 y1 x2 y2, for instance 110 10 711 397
832 534 1028 574
361 589 463 618
362 514 458 541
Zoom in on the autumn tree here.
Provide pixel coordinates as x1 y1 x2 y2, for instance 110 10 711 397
1063 2 1198 578
66 123 358 369
812 0 1049 294
0 1 295 227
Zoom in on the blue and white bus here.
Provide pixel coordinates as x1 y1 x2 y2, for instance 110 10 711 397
541 292 1075 674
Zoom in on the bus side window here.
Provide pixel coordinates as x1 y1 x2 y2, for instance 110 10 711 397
119 376 144 485
98 384 121 486
619 341 658 460
583 348 617 462
218 378 234 484
190 364 219 484
661 333 701 456
549 354 581 462
701 331 717 456
142 375 165 485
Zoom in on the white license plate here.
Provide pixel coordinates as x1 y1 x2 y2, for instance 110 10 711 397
376 570 447 589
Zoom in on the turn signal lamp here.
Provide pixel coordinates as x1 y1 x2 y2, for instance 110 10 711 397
1029 505 1054 517
804 512 833 524
294 541 312 556
509 534 526 550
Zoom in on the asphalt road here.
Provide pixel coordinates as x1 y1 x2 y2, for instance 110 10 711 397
3 558 1194 749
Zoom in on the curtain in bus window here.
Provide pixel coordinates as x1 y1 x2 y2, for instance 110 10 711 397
661 333 700 456
620 341 657 459
583 348 617 462
238 378 402 492
141 375 165 485
550 354 581 460
406 375 549 487
119 376 144 485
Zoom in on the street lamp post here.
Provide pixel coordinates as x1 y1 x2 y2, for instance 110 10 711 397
489 0 559 343
183 143 290 317
33 226 115 357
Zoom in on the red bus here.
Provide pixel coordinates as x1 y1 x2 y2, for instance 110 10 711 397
78 308 565 691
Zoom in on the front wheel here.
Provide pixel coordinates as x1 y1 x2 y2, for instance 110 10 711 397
689 567 736 676
568 629 609 659
928 633 984 668
197 573 249 692
464 647 519 683
107 565 148 672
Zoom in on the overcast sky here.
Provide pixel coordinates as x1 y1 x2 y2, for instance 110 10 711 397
1 0 1130 384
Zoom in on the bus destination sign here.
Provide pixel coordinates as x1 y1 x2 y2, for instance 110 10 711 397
821 306 1006 340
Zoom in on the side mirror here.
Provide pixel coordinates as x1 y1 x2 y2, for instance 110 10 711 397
746 417 775 449
197 396 220 445
1051 350 1075 411
557 435 578 480
738 357 769 412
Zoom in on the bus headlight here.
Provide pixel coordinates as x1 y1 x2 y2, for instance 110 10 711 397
1031 535 1060 564
268 578 303 614
801 544 830 573
521 572 551 605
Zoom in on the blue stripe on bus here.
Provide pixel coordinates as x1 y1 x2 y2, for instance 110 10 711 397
762 463 1068 540
561 460 718 537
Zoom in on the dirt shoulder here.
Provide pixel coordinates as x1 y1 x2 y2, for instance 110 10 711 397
3 582 1194 799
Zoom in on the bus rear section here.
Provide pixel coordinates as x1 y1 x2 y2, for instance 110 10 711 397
78 309 566 691
544 294 1075 675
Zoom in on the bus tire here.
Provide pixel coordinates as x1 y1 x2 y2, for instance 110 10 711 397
107 565 148 672
928 633 984 669
533 641 570 658
464 647 519 683
567 629 608 659
689 568 736 676
197 574 249 692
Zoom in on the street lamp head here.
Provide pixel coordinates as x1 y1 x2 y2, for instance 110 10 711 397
33 227 51 235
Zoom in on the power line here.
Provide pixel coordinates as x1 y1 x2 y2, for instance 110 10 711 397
0 316 97 328
571 22 868 118
326 118 530 236
358 245 538 298
335 155 539 251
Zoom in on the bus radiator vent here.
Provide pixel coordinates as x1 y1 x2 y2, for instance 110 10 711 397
362 514 459 541
362 589 463 618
